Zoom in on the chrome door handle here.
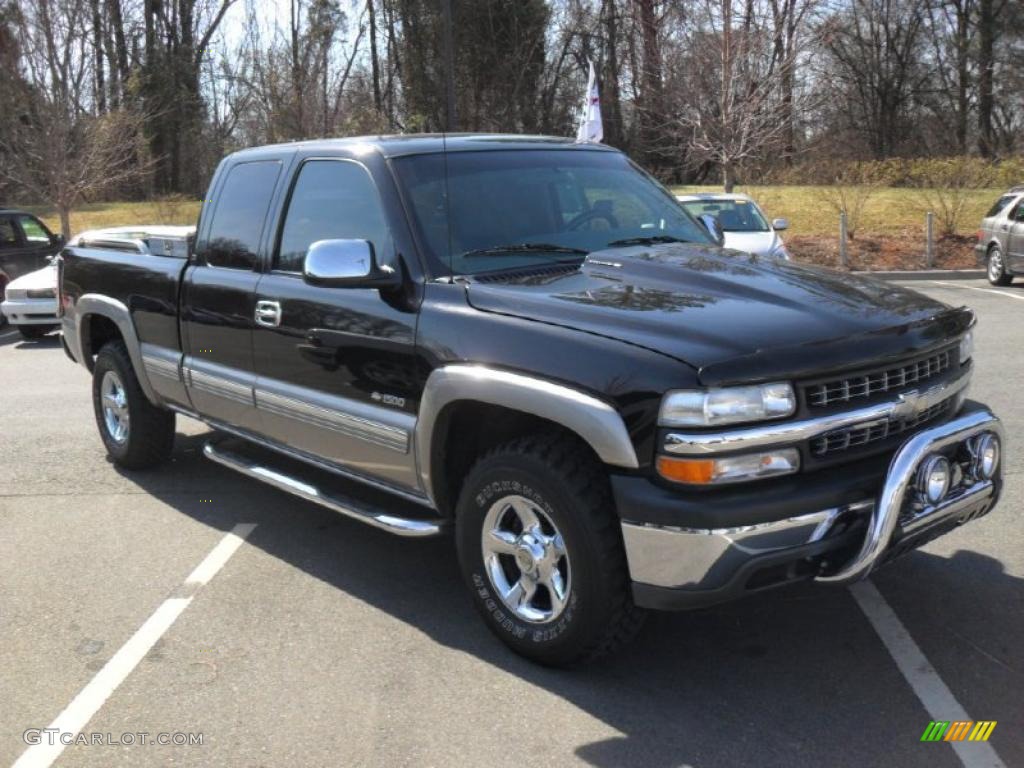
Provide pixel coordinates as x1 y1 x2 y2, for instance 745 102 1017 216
255 300 281 327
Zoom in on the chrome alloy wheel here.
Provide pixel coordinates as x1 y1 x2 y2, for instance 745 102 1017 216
100 370 130 444
988 249 1004 282
481 494 572 623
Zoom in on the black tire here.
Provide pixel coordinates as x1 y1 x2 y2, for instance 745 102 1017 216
92 341 176 469
987 246 1013 286
455 434 645 666
18 325 52 340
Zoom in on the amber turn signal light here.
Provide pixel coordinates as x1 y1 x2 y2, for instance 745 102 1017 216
656 456 716 484
656 448 800 485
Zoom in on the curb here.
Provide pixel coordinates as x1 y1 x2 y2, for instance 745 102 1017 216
852 269 985 281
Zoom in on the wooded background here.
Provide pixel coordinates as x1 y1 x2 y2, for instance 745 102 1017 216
1 0 1022 235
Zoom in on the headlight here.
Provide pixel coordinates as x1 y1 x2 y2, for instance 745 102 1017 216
657 448 800 485
958 331 973 364
659 382 796 427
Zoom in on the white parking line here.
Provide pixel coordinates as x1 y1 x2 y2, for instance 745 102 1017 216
850 580 1006 768
0 329 19 342
932 281 1024 302
12 523 257 768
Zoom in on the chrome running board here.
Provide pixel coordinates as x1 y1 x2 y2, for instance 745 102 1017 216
203 440 446 538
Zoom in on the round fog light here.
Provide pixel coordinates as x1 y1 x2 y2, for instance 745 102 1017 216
971 433 1000 480
917 455 951 505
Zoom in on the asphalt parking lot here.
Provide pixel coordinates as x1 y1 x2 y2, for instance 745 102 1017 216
1 279 1021 768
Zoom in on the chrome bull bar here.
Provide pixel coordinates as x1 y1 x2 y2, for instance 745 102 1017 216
816 406 1005 584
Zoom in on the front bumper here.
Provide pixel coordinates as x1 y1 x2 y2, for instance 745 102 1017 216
1 297 59 326
620 402 1004 610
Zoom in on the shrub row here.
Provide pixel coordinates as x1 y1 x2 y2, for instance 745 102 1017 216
764 156 1024 189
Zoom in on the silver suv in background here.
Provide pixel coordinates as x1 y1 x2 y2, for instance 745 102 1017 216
976 186 1024 286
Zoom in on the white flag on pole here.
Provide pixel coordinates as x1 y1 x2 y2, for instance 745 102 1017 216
576 60 603 143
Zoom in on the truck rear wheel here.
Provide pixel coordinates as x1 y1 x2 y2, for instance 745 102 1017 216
92 341 176 469
455 434 645 666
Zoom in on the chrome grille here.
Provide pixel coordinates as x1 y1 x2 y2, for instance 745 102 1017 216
810 399 953 456
806 350 953 408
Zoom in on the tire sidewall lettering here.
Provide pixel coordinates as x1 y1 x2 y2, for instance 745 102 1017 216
468 478 578 645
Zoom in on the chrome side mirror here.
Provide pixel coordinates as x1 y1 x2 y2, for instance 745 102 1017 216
698 214 725 246
772 218 789 231
303 239 400 289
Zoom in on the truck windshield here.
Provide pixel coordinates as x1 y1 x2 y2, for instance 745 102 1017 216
392 149 712 277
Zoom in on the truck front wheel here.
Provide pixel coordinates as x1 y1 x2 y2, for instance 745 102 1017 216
455 434 645 666
92 341 176 469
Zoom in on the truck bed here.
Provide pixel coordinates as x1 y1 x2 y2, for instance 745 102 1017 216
61 226 194 355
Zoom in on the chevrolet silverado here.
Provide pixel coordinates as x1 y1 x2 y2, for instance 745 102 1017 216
59 135 1004 665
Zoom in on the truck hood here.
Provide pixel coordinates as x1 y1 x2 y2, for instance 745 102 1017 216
464 243 971 385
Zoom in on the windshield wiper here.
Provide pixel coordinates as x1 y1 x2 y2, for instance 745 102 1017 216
460 243 589 259
605 235 689 247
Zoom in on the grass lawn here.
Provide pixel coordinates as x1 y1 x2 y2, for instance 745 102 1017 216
26 199 202 237
670 184 1003 239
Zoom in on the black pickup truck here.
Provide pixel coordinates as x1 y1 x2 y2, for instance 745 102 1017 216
60 135 1004 666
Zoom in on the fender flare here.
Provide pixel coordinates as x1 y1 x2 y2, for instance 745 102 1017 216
74 294 162 405
415 365 639 505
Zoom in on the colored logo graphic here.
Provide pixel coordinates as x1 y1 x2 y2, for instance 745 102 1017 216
921 721 997 742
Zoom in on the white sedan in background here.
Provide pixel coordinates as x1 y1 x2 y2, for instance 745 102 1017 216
0 263 58 340
677 193 790 259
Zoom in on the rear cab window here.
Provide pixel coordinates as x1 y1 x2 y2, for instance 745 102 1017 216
202 160 282 269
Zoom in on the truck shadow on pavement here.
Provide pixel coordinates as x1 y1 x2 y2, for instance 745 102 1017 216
121 430 1021 768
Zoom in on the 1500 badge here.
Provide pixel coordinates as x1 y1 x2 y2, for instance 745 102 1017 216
371 392 406 408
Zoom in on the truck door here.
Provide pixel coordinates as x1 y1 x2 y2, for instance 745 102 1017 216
182 159 284 433
250 157 421 493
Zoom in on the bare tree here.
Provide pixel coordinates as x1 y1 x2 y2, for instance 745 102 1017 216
668 0 818 191
0 0 152 235
822 0 931 158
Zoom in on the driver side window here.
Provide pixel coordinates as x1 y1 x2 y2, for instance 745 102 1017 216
275 160 391 274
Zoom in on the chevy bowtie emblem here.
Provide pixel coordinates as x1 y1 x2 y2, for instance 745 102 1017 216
892 390 923 421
